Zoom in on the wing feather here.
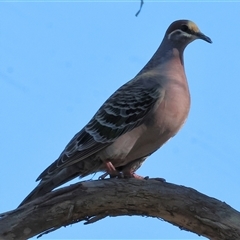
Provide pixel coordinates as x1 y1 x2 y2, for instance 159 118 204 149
37 76 164 181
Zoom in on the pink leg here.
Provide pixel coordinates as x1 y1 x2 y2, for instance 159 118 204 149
99 161 122 179
99 160 148 180
123 172 147 179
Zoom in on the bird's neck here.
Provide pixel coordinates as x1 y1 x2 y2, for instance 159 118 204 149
136 40 185 76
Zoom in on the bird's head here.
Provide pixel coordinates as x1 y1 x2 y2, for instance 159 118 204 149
165 20 212 49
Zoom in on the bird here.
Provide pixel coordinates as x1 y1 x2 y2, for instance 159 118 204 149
19 20 212 207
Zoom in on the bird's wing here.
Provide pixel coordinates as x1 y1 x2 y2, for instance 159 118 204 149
37 76 164 181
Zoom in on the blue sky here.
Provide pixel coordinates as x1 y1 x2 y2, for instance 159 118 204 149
1 1 240 239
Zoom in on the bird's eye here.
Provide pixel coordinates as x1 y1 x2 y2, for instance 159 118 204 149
181 24 189 32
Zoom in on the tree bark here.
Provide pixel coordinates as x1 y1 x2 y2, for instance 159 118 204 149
0 178 240 240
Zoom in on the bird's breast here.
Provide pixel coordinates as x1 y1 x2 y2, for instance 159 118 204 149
154 78 190 135
125 76 191 162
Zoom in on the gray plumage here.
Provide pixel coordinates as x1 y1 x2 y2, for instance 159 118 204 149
19 20 212 207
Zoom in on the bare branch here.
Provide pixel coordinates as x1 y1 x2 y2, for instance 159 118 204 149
0 178 240 240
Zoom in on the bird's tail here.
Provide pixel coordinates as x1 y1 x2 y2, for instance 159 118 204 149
18 159 103 207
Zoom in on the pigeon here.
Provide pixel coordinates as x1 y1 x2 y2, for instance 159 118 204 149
19 20 212 207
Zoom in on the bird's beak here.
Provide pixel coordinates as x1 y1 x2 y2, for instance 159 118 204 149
196 32 212 43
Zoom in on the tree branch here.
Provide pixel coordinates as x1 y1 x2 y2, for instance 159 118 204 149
0 178 240 240
135 0 144 17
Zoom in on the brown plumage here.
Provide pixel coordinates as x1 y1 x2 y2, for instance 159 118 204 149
19 20 212 207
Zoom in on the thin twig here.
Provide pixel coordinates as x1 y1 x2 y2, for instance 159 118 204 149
135 0 144 17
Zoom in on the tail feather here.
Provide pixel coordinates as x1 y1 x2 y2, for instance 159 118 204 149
18 159 103 207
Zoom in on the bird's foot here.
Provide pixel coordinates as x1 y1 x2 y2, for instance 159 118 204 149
99 171 147 180
99 161 122 179
98 161 148 180
123 172 148 180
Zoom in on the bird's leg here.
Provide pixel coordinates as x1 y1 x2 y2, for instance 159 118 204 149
121 158 147 179
99 160 148 180
99 161 122 179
